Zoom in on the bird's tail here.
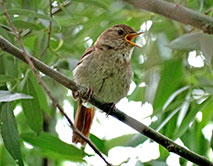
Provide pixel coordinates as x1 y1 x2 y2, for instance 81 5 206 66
72 100 95 145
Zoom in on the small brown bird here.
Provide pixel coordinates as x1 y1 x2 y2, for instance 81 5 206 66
72 24 142 145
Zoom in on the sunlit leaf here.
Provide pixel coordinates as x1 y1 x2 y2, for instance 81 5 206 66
174 98 211 139
0 90 33 102
162 86 189 111
0 145 17 166
200 33 213 62
0 103 24 166
127 86 145 101
90 134 105 153
21 132 86 162
168 32 202 51
103 134 146 155
168 32 213 62
211 132 213 150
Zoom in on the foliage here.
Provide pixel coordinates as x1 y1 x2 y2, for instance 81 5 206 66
0 0 213 165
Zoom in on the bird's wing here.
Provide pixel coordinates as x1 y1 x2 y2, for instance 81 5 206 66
76 46 95 66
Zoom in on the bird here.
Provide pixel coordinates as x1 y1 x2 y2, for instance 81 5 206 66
72 24 142 145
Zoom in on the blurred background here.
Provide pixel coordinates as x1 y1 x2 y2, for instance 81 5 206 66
0 0 213 166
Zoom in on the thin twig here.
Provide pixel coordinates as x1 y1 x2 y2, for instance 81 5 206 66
40 0 53 57
51 0 72 15
0 1 111 166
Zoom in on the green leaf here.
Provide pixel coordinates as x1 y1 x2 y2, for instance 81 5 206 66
0 103 24 166
156 107 180 132
199 32 213 62
103 134 146 155
21 0 37 11
174 98 211 139
168 32 213 62
0 90 33 102
2 56 19 78
162 86 189 111
21 132 86 162
22 74 43 134
0 74 17 86
33 31 48 57
0 145 17 166
0 26 10 40
168 32 202 51
4 9 55 22
127 86 145 102
12 20 43 30
91 134 146 155
211 131 213 150
29 73 50 114
77 0 108 10
153 59 183 112
199 99 213 129
90 134 105 153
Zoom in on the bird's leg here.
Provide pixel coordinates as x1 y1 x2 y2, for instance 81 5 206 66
72 87 94 103
72 90 80 101
83 87 94 102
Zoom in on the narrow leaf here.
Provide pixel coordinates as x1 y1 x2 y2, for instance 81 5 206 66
174 98 211 139
162 86 189 111
34 31 48 57
4 9 55 22
22 75 43 134
211 131 213 150
168 32 202 51
200 33 213 62
0 103 24 166
153 59 183 112
21 132 86 161
29 72 50 114
103 134 146 155
12 20 43 30
0 74 17 85
0 90 33 102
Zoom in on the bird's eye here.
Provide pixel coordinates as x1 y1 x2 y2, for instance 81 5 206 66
118 29 124 35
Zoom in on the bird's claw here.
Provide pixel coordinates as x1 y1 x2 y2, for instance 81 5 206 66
72 87 94 103
103 102 116 117
83 87 94 102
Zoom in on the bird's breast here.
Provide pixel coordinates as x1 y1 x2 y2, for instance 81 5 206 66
73 49 133 103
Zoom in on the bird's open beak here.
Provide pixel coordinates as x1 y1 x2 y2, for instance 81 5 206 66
125 32 143 48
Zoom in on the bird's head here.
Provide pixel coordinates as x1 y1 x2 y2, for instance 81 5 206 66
95 24 143 50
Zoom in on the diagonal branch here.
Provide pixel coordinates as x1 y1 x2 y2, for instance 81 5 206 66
125 0 213 34
0 35 212 166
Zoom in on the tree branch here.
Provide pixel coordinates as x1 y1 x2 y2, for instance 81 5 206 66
125 0 213 34
0 36 212 166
